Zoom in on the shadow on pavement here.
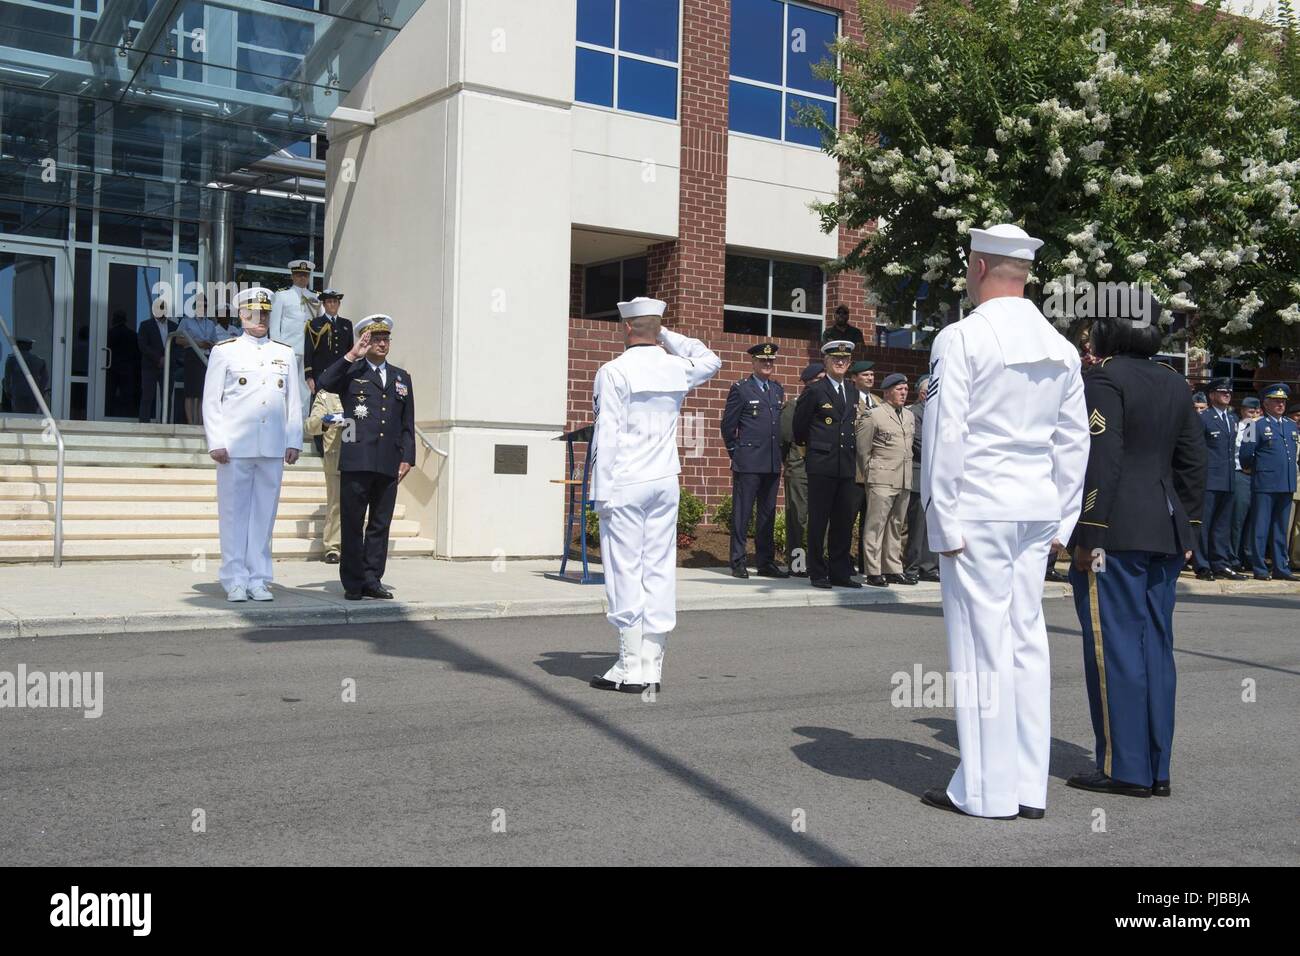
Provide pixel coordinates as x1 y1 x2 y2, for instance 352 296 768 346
791 717 1093 797
533 650 618 682
242 623 858 865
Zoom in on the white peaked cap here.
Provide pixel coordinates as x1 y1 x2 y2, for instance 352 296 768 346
969 223 1044 261
617 296 667 319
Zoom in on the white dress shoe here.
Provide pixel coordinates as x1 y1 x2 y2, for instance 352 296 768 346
249 586 274 601
227 586 248 602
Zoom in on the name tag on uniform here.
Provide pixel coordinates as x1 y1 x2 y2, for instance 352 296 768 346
271 358 288 369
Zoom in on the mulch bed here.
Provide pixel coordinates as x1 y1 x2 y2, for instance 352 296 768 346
568 524 745 568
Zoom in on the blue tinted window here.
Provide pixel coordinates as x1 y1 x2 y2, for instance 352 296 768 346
619 58 677 118
576 48 615 107
731 0 783 84
577 0 615 47
729 82 781 140
729 1 838 145
785 94 834 147
620 0 679 61
786 4 837 96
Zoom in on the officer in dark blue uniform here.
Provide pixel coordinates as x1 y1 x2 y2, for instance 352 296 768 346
793 340 861 589
720 342 789 578
1066 314 1206 799
1240 383 1300 580
316 314 416 600
1192 378 1246 580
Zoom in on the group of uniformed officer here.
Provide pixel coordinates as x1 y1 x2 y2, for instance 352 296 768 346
202 262 416 602
720 338 931 590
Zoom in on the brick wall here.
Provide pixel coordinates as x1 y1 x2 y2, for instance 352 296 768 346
564 0 927 514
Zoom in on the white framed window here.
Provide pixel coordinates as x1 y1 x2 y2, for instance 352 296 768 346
729 0 839 147
575 0 680 120
724 252 825 337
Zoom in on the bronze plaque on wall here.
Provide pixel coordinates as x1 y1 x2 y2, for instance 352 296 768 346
494 444 528 475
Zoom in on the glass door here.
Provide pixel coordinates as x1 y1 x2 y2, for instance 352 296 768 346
92 252 173 422
0 242 66 420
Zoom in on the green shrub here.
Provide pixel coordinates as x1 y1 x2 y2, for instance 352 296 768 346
715 495 787 553
678 489 707 539
584 506 600 542
773 509 786 554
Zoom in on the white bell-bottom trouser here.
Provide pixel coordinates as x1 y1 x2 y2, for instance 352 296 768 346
599 476 679 685
939 519 1055 817
216 456 284 593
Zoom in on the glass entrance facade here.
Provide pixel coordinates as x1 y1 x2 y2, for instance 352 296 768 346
0 0 427 421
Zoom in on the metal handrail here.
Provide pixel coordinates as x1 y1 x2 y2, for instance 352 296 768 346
0 313 64 567
414 425 448 458
160 328 216 425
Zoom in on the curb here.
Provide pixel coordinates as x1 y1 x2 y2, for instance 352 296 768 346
1 575 1295 640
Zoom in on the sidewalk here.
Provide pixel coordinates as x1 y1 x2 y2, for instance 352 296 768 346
0 556 1296 638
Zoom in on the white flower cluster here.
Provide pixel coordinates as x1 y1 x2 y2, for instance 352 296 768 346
1084 180 1101 195
1225 105 1242 122
1126 252 1148 269
985 148 999 164
1168 291 1199 311
1150 38 1172 66
889 171 912 194
1152 90 1172 105
995 115 1032 143
1199 147 1225 168
931 206 961 220
1278 303 1300 325
1268 128 1288 148
1077 140 1106 162
1111 169 1144 189
921 251 950 281
1038 98 1090 128
883 262 907 276
1046 146 1070 178
1220 291 1262 334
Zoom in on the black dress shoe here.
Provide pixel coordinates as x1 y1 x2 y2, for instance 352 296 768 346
324 551 341 565
831 577 862 589
920 570 941 583
1215 569 1246 581
1045 568 1068 583
1152 779 1171 798
865 575 888 587
791 569 808 578
810 578 832 589
756 564 790 578
1018 805 1045 819
362 585 394 599
344 591 363 601
1254 572 1272 581
885 573 917 586
731 566 750 579
1195 569 1215 581
921 788 1017 820
588 676 654 693
1273 571 1296 581
1066 769 1151 797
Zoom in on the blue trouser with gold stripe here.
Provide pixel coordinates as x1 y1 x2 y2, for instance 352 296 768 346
1069 551 1182 787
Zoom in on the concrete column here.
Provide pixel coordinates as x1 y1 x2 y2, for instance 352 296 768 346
324 0 570 557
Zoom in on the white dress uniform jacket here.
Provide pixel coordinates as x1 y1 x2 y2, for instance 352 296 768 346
920 295 1090 817
590 327 721 686
270 287 318 406
202 334 304 594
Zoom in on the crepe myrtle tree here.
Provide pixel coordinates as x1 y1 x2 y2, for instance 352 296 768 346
804 0 1300 357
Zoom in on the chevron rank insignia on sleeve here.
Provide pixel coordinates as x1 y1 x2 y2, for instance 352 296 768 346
1084 488 1098 513
1089 409 1106 435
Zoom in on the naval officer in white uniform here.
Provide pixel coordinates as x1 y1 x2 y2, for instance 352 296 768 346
269 259 319 410
203 287 304 602
920 224 1090 819
588 296 721 693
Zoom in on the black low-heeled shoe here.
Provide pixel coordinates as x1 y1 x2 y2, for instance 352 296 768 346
1066 769 1152 797
920 788 1018 820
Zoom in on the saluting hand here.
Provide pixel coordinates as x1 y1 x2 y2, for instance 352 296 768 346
347 329 372 360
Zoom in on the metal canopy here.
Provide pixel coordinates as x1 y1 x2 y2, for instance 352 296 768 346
0 0 424 225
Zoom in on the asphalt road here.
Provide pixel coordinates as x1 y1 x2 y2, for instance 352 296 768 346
1 595 1296 866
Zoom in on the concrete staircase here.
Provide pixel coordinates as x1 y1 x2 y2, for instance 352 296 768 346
0 417 436 563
